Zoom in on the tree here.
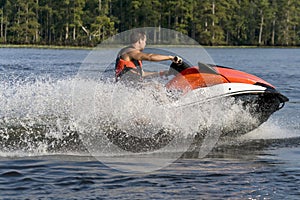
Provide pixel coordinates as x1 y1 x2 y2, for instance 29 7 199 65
6 0 39 43
253 0 272 45
0 1 7 43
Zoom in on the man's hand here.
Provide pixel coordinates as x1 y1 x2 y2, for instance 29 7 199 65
159 70 170 77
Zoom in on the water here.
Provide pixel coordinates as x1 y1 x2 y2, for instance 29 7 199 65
0 47 299 199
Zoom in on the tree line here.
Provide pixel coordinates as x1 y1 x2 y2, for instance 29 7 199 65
0 0 299 46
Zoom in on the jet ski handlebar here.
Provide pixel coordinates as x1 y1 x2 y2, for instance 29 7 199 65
173 56 183 64
169 57 191 75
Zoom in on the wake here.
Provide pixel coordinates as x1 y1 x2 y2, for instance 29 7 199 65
0 77 296 158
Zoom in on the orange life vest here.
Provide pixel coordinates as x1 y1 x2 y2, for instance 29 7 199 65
115 57 143 81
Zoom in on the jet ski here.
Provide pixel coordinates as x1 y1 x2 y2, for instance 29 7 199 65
104 55 289 153
166 59 289 136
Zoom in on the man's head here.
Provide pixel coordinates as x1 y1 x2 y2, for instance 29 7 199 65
130 30 146 50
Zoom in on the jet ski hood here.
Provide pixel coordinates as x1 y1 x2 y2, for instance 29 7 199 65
166 61 289 104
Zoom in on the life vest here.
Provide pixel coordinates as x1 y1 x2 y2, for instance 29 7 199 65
115 46 143 81
115 57 143 81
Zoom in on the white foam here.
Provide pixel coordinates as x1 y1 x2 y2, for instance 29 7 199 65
240 119 299 140
0 77 296 158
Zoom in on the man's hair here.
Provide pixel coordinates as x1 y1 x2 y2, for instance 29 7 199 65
130 30 146 44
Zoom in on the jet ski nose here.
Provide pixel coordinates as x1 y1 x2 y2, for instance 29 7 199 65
278 93 289 103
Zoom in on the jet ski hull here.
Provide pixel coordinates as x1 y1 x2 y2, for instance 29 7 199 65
178 82 288 137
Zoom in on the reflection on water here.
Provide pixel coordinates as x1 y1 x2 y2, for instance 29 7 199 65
0 147 299 199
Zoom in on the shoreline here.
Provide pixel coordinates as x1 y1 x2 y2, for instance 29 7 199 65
1 44 299 49
0 44 93 50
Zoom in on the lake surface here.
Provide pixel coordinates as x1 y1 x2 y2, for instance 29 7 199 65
0 47 299 199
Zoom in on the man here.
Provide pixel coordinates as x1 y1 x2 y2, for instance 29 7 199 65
115 30 180 82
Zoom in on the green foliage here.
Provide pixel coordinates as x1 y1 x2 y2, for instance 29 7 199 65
0 0 299 46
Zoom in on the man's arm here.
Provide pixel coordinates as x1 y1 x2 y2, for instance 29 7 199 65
142 70 169 78
124 68 168 78
125 49 178 78
128 50 174 62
